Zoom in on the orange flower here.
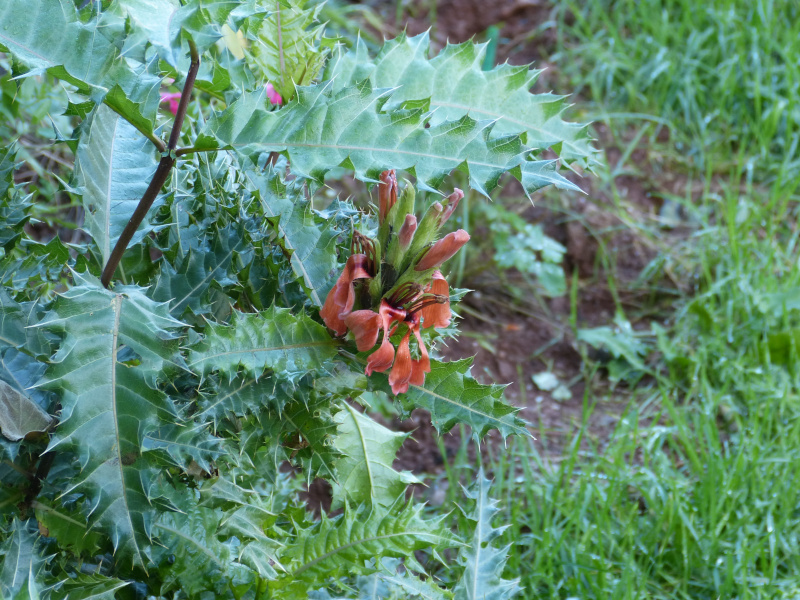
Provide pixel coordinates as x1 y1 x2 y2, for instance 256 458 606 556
388 329 413 394
421 270 451 329
345 310 382 351
366 338 395 375
415 230 471 271
409 324 431 387
320 254 371 336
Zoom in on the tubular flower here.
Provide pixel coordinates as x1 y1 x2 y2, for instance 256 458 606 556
344 310 381 351
388 329 414 394
409 321 431 387
421 271 451 329
319 174 470 394
265 82 283 105
320 254 372 336
415 229 471 272
159 92 181 115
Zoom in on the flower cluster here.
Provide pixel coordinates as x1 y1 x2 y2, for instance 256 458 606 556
321 170 469 394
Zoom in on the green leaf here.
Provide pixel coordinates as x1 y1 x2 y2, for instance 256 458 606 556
32 500 104 557
276 502 461 593
0 380 53 442
152 224 249 317
331 403 418 508
283 394 339 480
187 307 337 379
454 470 520 600
115 0 181 67
0 519 45 600
383 358 528 441
247 169 340 306
54 573 129 600
248 0 328 101
0 0 161 138
325 33 598 169
199 81 581 197
37 272 185 567
154 504 251 597
74 104 160 265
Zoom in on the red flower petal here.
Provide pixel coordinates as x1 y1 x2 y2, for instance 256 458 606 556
345 310 381 351
320 254 371 335
421 270 451 329
366 338 395 375
388 331 413 395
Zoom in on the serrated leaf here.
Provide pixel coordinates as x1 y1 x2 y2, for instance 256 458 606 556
0 0 161 139
380 358 528 441
154 505 250 597
74 104 160 265
247 169 340 306
115 0 181 67
55 573 129 600
187 307 337 379
326 33 598 170
0 519 45 600
152 224 249 316
32 500 104 557
332 404 418 508
36 272 185 567
0 380 53 442
199 80 581 197
248 0 327 101
454 470 520 600
276 502 461 593
283 394 339 480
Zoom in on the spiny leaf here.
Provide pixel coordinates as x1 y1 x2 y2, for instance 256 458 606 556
54 573 129 600
36 272 185 567
74 104 160 265
283 393 340 480
454 470 520 600
248 0 327 101
32 500 104 557
152 224 249 317
331 403 418 508
382 358 529 441
143 423 224 473
198 80 581 197
115 0 181 67
325 33 598 170
276 502 461 593
0 0 161 139
153 505 251 597
187 307 337 379
247 169 341 306
0 519 45 600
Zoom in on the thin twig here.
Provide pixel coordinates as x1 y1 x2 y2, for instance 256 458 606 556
100 42 200 289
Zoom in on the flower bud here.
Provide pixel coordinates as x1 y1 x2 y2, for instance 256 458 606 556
438 188 463 227
378 170 397 225
398 214 417 249
415 230 470 272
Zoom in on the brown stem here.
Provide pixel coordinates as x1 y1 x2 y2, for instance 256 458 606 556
100 41 200 289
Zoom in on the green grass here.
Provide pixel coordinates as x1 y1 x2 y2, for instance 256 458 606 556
425 1 800 597
551 0 800 179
